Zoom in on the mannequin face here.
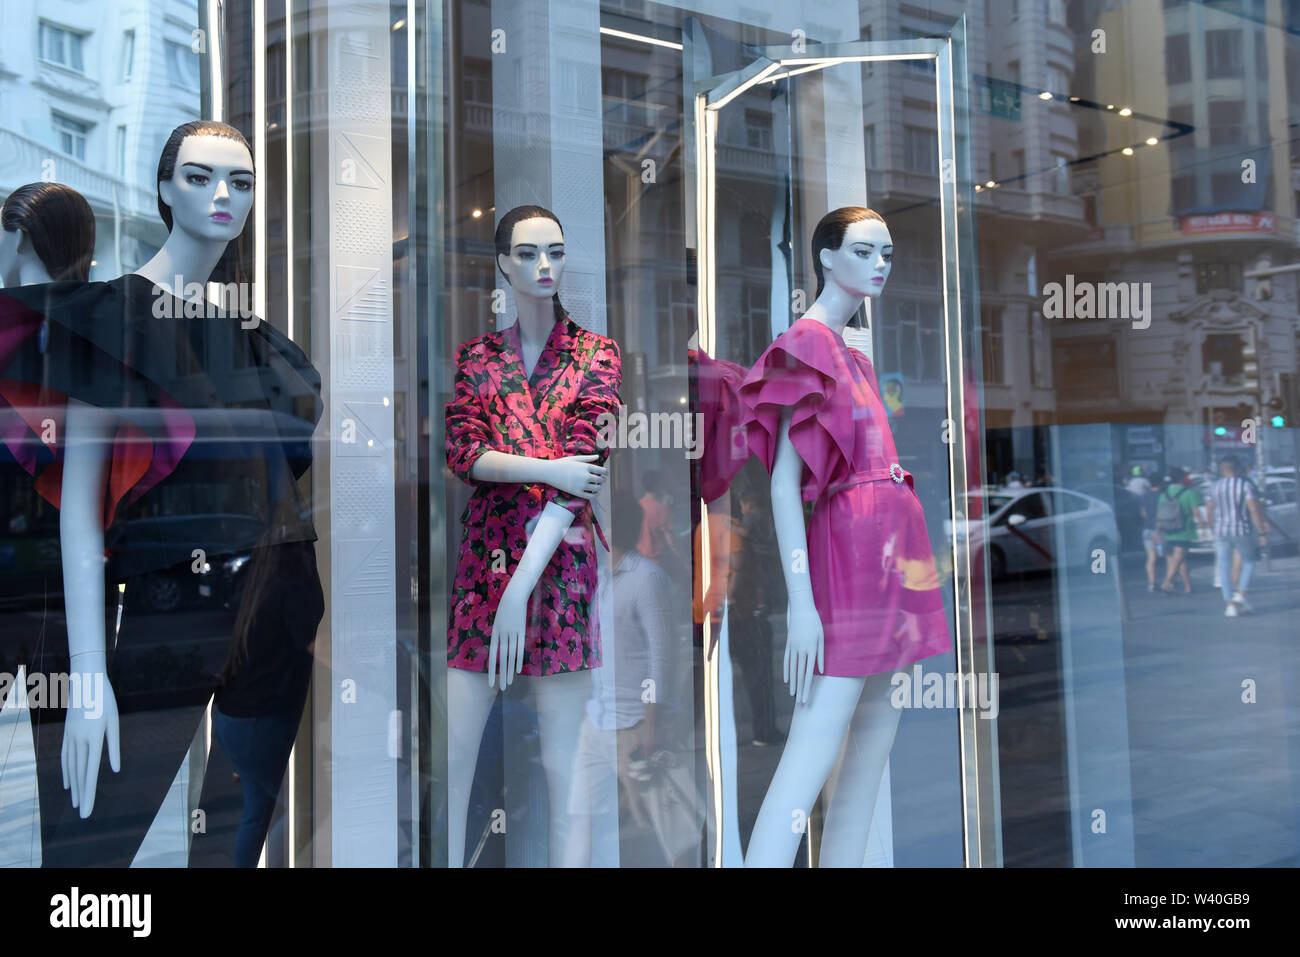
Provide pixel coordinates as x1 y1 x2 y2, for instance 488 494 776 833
819 217 893 299
158 134 254 244
497 216 565 302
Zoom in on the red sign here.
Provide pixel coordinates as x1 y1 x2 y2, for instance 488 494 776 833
1180 212 1276 235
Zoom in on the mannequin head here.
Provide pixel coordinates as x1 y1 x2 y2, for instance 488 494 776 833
494 204 569 323
812 206 891 299
155 120 254 283
0 182 96 285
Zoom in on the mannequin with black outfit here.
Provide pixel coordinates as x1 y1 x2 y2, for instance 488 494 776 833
0 121 322 866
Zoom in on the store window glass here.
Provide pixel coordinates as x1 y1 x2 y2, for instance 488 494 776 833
2 0 1297 871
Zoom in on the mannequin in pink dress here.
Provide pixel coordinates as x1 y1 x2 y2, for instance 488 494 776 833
739 207 950 867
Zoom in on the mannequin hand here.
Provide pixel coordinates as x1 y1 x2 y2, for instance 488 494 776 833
783 595 824 704
543 455 607 500
60 666 120 818
488 583 528 690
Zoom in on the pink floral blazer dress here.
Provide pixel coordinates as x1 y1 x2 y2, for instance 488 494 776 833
445 316 622 676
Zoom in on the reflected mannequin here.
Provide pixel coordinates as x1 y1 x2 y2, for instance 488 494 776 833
0 121 323 867
444 206 622 866
0 183 96 287
0 183 96 861
739 208 950 867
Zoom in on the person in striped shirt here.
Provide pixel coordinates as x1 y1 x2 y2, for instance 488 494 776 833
1204 455 1269 617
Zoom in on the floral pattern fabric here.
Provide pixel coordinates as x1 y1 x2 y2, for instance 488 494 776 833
445 316 621 676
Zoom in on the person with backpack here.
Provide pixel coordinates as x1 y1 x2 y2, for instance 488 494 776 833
1204 454 1269 617
1137 476 1165 593
1154 467 1205 594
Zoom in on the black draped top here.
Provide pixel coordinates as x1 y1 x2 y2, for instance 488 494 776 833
0 274 321 580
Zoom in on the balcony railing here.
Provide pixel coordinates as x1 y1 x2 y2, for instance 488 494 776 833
0 128 154 216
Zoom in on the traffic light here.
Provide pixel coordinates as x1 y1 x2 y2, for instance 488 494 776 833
1269 372 1294 428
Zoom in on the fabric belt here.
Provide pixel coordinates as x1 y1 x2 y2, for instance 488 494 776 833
826 463 912 497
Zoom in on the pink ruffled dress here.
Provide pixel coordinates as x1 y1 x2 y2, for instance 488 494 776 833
739 317 951 677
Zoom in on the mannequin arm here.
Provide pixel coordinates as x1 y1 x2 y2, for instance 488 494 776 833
771 408 823 703
446 342 607 500
59 398 122 817
468 450 555 485
468 449 605 501
487 500 576 688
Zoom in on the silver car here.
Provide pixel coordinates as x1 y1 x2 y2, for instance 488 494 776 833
946 486 1120 581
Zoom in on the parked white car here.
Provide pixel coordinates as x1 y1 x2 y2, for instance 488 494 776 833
1260 475 1297 548
946 486 1120 581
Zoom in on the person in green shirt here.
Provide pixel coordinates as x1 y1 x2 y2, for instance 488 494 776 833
1155 467 1206 594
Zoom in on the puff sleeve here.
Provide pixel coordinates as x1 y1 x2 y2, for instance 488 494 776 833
738 320 857 502
0 287 197 528
444 340 495 486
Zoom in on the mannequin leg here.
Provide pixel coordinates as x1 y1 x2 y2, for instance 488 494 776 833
744 674 867 867
447 667 498 868
817 670 902 867
528 670 592 867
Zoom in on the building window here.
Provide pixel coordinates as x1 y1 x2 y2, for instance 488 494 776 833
864 125 875 167
39 21 85 72
1196 263 1242 294
1205 30 1243 79
1029 312 1046 387
1172 172 1197 211
1047 65 1070 96
1051 154 1070 193
166 40 201 88
744 109 773 151
1053 338 1118 401
743 283 769 329
116 125 128 176
1168 102 1194 150
1203 333 1244 384
1011 148 1026 181
122 30 135 82
1208 100 1245 146
890 231 939 288
982 306 1005 384
603 68 649 127
740 212 769 261
1210 171 1242 205
1166 34 1190 84
1255 30 1268 82
1082 194 1098 227
903 126 937 174
461 58 490 105
52 113 90 160
879 300 943 382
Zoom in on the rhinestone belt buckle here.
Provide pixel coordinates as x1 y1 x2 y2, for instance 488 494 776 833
889 463 905 484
